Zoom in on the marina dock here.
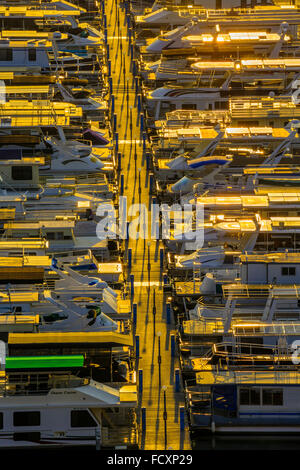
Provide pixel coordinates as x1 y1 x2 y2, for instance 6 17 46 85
105 0 191 450
4 0 300 453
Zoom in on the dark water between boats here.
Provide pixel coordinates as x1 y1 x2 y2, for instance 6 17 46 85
193 435 300 450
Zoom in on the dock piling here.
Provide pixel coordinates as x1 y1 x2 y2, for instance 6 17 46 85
175 368 180 392
135 334 140 359
138 369 143 394
133 303 137 326
180 407 185 432
171 334 176 357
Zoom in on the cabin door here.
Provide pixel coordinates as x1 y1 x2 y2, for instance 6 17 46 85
212 385 237 418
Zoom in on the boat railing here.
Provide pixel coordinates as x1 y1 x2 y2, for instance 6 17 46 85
233 321 300 337
0 315 38 325
182 318 224 336
213 370 300 385
0 374 88 397
157 4 260 17
22 4 83 12
183 314 300 337
165 109 229 124
72 138 93 147
223 284 300 299
101 408 138 447
230 96 297 116
223 284 270 298
231 107 300 119
185 380 212 412
176 7 262 19
0 101 82 127
206 8 257 17
204 7 300 19
213 341 293 360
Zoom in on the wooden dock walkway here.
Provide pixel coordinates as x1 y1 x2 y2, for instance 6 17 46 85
105 0 191 450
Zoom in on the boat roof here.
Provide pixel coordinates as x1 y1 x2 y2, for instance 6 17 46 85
4 220 75 229
0 1 85 18
233 322 300 337
0 100 82 127
231 96 296 109
8 331 134 347
158 126 288 140
0 39 53 48
182 31 286 44
260 217 300 232
192 58 300 71
5 85 50 94
244 166 300 174
0 153 45 165
0 315 39 327
195 192 300 209
0 31 68 41
209 216 300 233
5 355 84 370
97 263 123 274
0 292 39 303
240 252 300 264
0 256 51 267
223 284 300 299
183 5 300 22
75 381 137 406
0 239 48 250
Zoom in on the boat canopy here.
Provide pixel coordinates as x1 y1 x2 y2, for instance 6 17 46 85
5 355 84 370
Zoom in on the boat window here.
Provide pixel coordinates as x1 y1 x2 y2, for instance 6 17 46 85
0 412 3 429
3 19 24 29
0 49 12 62
262 389 283 406
46 232 55 240
13 411 40 427
182 104 196 110
237 121 259 127
11 166 33 181
71 410 97 428
215 102 227 110
28 49 37 62
106 408 119 413
1 118 11 127
223 255 234 264
46 232 64 240
239 388 260 405
14 432 41 442
282 267 296 276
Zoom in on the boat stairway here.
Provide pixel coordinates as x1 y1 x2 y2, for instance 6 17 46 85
43 279 56 291
157 66 186 75
186 386 212 415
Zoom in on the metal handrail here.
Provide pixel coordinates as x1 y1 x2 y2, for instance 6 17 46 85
213 341 293 357
223 284 300 298
0 375 88 397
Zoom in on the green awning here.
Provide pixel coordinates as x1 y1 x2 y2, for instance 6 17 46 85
6 355 84 370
